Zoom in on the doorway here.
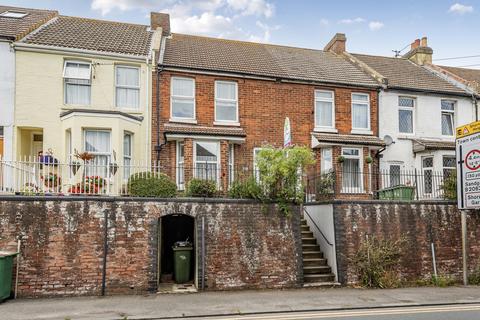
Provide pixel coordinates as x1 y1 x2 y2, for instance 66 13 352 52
158 214 195 288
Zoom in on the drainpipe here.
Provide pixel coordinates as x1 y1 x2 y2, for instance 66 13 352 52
155 66 167 165
473 94 478 121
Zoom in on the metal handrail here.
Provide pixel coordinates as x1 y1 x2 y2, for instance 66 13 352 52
302 205 333 247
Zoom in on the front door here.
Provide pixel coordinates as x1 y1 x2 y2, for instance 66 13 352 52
31 133 43 160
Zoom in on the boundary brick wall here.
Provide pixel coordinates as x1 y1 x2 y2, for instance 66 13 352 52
0 197 303 298
330 200 480 284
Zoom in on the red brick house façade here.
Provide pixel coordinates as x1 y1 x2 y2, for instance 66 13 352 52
152 15 384 197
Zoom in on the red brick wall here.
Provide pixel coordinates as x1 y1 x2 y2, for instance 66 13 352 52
331 201 480 284
0 198 303 298
152 70 378 172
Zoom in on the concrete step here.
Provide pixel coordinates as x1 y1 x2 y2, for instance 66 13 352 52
301 225 310 231
301 237 317 245
303 265 332 274
303 273 336 283
302 244 320 251
303 258 327 267
303 251 324 259
301 231 313 237
303 282 340 288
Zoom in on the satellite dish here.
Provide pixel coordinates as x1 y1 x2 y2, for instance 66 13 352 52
383 135 394 146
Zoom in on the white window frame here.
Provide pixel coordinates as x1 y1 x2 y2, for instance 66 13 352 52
63 61 92 106
115 65 140 110
351 93 371 133
176 141 185 190
123 132 133 180
214 80 239 125
442 155 456 179
422 156 434 195
193 140 220 185
314 90 336 132
0 11 27 18
441 100 455 137
228 144 235 187
321 147 333 174
83 129 112 178
398 96 415 134
170 77 196 123
253 147 264 182
341 147 363 193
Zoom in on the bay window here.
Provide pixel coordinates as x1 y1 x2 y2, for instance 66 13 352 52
116 66 140 109
123 132 132 179
399 96 414 134
441 100 455 136
171 77 195 120
422 156 433 194
443 155 456 179
315 90 335 130
351 93 370 131
64 61 91 105
215 81 238 123
228 144 235 187
176 142 185 189
194 141 219 183
321 148 333 173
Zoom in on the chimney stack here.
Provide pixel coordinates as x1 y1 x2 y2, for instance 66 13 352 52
151 12 170 36
324 33 346 55
403 36 433 65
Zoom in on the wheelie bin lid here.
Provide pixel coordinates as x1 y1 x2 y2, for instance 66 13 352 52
0 251 18 258
173 241 193 250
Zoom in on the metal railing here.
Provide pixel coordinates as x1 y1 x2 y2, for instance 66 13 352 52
306 168 454 202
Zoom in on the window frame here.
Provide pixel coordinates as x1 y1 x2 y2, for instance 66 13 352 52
170 76 196 122
351 93 371 133
176 141 185 190
422 156 434 195
0 11 27 18
115 65 141 110
314 90 336 131
442 155 456 179
441 100 455 137
321 147 333 174
123 132 133 180
193 140 220 185
63 60 92 106
398 96 415 134
214 80 239 125
228 144 235 187
83 129 112 178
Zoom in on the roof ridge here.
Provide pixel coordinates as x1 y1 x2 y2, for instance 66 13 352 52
58 14 149 29
351 52 408 61
171 32 328 53
0 5 57 13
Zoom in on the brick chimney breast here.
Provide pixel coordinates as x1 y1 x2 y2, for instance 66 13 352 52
403 36 433 65
151 12 170 36
324 33 346 54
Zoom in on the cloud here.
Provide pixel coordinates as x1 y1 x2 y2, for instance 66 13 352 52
170 12 232 34
248 21 280 42
226 0 274 18
368 21 384 31
449 3 474 14
338 17 365 24
91 0 165 15
319 18 329 26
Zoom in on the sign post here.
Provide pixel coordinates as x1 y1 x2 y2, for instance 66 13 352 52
456 120 480 285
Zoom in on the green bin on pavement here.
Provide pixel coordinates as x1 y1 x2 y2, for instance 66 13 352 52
0 251 18 302
173 244 192 284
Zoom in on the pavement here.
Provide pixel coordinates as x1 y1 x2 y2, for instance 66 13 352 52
1 286 480 320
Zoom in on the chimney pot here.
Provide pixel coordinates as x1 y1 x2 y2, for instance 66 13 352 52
324 33 347 54
421 37 428 47
411 39 420 50
151 12 170 36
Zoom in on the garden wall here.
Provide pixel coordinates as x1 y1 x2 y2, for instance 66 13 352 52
324 200 480 284
0 197 303 298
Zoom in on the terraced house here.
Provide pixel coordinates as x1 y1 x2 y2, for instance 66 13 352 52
0 5 57 162
344 37 479 199
153 20 386 196
3 10 163 192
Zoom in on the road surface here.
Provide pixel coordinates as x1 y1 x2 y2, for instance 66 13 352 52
193 304 480 320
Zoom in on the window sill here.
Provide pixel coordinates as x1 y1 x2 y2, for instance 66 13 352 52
314 127 338 133
351 129 373 135
169 118 198 124
213 121 241 127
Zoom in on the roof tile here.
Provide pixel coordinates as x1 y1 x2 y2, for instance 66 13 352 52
0 5 57 40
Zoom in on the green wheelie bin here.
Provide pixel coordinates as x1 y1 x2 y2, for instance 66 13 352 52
172 241 192 284
0 251 18 302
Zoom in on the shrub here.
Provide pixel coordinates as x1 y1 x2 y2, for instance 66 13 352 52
316 170 335 195
228 176 264 200
441 171 457 200
468 261 480 285
128 172 177 197
351 235 407 288
186 178 217 197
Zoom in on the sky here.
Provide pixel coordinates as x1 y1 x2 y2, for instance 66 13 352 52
3 0 480 68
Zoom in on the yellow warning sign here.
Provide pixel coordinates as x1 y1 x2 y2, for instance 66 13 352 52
456 121 480 138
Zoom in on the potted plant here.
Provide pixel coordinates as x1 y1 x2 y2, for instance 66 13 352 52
365 155 373 164
337 155 345 163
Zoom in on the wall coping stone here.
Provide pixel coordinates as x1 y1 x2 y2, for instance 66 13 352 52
305 199 458 206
